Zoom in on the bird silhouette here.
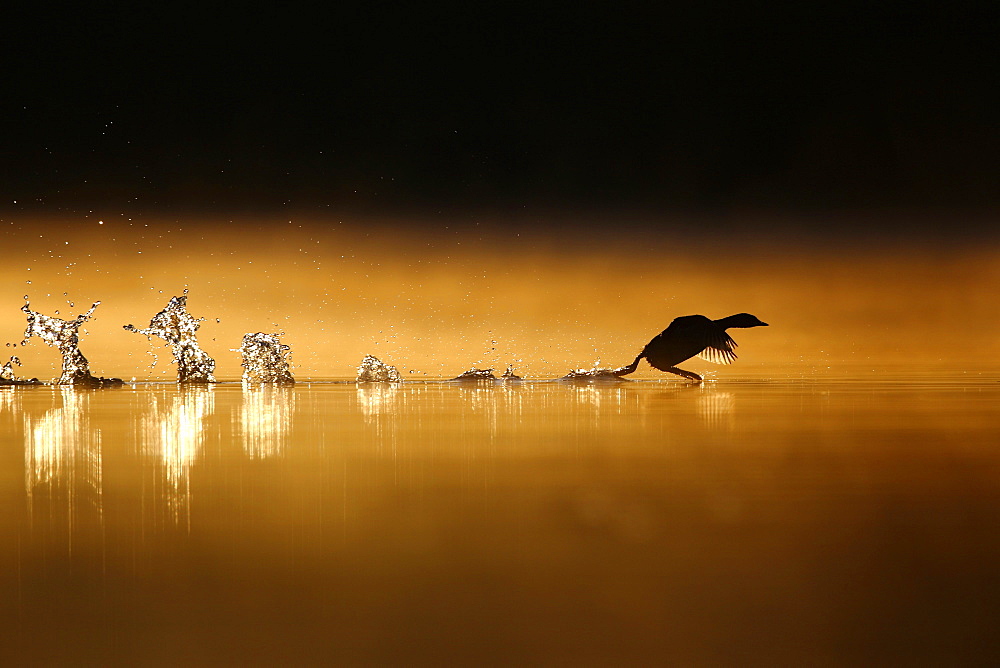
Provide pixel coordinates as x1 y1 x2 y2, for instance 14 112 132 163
615 313 768 381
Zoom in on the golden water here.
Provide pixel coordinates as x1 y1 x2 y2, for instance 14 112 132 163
3 215 1000 662
3 373 999 664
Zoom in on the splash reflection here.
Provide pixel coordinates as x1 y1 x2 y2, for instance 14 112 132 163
239 386 294 458
572 385 623 411
23 388 103 539
0 386 17 412
357 384 401 460
357 382 400 418
141 387 215 526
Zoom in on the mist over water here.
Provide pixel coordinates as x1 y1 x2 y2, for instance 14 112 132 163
2 214 998 381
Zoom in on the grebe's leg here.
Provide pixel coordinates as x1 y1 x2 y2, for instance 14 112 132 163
612 354 643 377
665 366 702 382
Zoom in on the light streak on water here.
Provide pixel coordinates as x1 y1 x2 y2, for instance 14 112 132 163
140 387 215 526
239 386 294 459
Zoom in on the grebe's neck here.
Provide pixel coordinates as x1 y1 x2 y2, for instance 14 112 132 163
713 314 763 330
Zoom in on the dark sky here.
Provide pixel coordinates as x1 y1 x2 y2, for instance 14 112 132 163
3 4 998 229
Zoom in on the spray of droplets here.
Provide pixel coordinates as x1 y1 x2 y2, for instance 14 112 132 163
123 293 216 384
450 364 522 382
20 297 122 386
560 363 633 382
356 354 401 382
238 332 295 385
1 355 41 385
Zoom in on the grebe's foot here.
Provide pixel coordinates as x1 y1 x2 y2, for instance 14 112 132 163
666 366 703 383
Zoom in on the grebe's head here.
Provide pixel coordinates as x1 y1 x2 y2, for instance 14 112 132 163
727 313 769 328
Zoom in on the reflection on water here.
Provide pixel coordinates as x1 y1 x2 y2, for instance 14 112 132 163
0 385 16 411
571 383 627 413
356 382 400 418
141 387 215 525
698 388 736 428
5 376 1000 664
239 386 294 458
22 387 103 540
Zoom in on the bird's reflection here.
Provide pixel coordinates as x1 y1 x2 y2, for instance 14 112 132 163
698 389 736 429
23 387 103 534
239 386 294 459
141 387 214 526
640 385 735 430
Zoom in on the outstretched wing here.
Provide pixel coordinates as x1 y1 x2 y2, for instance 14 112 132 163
697 332 738 364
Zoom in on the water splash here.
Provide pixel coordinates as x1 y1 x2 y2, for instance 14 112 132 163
124 294 216 384
451 364 523 382
357 354 402 382
500 364 522 381
1 356 42 386
238 333 294 385
21 297 122 386
560 364 632 382
451 367 498 381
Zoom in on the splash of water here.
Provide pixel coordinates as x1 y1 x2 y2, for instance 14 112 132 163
451 364 523 382
20 298 122 386
0 356 17 382
560 364 632 382
239 333 294 385
500 364 522 381
451 367 498 381
357 354 401 382
124 294 216 384
1 355 39 385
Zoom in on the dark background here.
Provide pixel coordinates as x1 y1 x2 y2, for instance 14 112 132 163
3 4 997 235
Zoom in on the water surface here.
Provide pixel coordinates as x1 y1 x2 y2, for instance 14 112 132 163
3 372 999 664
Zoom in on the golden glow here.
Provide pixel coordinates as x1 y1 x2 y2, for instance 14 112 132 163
3 215 1000 663
3 216 997 381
